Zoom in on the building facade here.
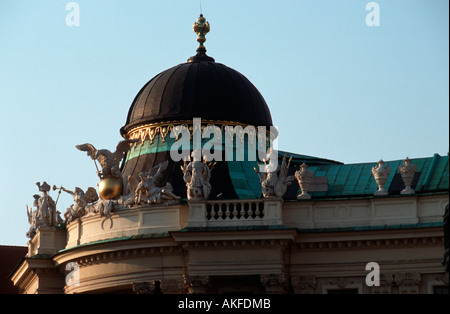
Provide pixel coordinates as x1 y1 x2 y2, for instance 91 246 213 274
10 15 449 294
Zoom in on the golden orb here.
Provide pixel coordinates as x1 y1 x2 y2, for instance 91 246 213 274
98 177 123 200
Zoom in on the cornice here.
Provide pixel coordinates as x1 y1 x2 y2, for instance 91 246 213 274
55 241 183 269
294 234 444 250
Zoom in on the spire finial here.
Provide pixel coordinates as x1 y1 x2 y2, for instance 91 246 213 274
188 14 215 63
194 14 209 48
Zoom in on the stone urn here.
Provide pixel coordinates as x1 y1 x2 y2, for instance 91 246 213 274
372 160 391 196
398 157 417 195
295 163 314 199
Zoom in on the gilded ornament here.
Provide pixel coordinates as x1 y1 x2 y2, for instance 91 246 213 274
98 177 123 200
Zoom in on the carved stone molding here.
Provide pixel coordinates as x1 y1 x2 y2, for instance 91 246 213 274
291 276 316 294
295 235 444 250
390 273 422 294
369 272 423 294
181 238 290 249
68 245 182 268
432 273 449 285
328 277 355 289
183 275 209 294
370 279 392 294
260 274 289 294
132 281 162 294
161 278 184 294
321 277 362 294
131 279 184 294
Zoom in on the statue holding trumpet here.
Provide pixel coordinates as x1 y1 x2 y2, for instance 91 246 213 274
26 182 63 238
53 185 99 224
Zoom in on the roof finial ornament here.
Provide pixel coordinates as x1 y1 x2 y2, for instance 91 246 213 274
188 14 215 63
194 14 209 49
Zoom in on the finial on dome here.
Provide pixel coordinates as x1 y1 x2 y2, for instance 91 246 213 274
188 14 215 63
194 14 209 48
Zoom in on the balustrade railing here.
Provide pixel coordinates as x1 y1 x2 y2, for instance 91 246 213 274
187 198 283 228
206 200 265 221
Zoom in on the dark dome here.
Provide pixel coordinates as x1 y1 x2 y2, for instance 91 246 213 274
120 60 273 135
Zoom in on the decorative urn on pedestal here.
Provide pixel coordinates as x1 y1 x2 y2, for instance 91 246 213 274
295 163 314 200
398 157 417 195
372 160 391 196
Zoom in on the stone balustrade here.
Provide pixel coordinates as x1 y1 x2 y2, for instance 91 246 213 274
188 198 283 228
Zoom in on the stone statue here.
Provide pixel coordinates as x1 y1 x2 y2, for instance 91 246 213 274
26 182 62 238
76 139 138 180
256 149 294 198
134 160 181 205
35 182 58 226
59 186 99 223
181 149 212 201
76 139 139 200
26 195 40 238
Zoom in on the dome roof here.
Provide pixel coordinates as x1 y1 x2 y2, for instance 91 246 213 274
120 14 276 201
120 59 273 135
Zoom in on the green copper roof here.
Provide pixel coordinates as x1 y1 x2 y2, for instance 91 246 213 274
306 154 449 198
124 132 447 200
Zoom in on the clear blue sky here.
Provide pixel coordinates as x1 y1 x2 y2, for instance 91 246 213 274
0 0 448 245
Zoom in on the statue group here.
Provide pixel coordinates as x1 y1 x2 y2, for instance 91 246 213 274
133 160 181 205
27 140 297 238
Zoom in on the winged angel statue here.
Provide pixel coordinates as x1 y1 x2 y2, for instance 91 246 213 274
76 139 138 180
60 186 99 223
